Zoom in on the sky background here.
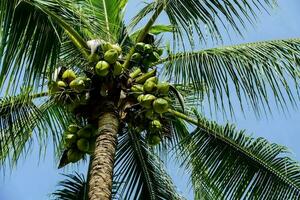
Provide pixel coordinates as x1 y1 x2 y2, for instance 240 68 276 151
1 0 300 199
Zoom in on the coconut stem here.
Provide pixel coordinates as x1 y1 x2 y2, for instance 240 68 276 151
129 68 142 79
135 69 156 84
88 112 119 200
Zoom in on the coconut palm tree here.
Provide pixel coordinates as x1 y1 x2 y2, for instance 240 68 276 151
1 0 300 199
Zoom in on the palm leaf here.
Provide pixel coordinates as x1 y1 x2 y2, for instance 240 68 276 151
113 128 184 200
162 0 277 47
162 39 300 114
0 0 89 93
77 0 128 42
0 92 75 168
171 109 300 199
51 173 88 200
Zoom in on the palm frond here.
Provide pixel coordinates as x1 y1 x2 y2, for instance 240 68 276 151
0 0 89 93
169 111 223 199
77 0 128 42
129 1 157 31
172 110 300 199
51 173 88 200
113 128 184 200
163 39 300 114
0 92 75 168
162 0 277 47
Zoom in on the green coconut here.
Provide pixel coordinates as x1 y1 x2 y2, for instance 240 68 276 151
140 94 156 109
104 49 119 64
153 98 169 114
101 42 113 52
141 59 152 68
57 81 67 89
145 109 156 120
131 84 144 97
143 80 156 93
131 53 142 62
64 133 77 148
150 119 162 130
111 44 122 53
88 53 100 63
137 94 145 103
82 77 92 88
69 78 85 93
157 82 170 95
113 61 123 76
148 134 161 146
88 140 96 154
144 44 153 54
135 42 146 52
148 52 160 62
67 148 83 163
77 127 92 138
68 124 80 133
95 61 110 77
62 69 76 82
77 138 90 152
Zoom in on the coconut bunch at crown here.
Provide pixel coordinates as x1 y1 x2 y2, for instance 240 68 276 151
51 39 176 166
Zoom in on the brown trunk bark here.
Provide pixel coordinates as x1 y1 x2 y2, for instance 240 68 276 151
88 112 119 200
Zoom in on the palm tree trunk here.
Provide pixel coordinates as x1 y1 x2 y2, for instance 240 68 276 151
88 112 119 200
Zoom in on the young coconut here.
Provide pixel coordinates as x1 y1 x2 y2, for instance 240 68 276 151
153 98 169 114
104 49 119 64
150 119 162 131
135 42 146 52
67 148 84 163
143 80 157 93
113 61 123 76
69 78 86 93
68 124 80 133
131 53 142 62
101 42 113 52
140 94 156 109
145 109 156 120
157 82 170 95
77 127 92 138
64 133 77 148
62 69 76 83
147 134 161 146
148 51 160 62
95 61 110 77
111 44 122 54
57 81 67 89
77 138 90 152
144 44 153 54
88 140 96 154
88 54 100 63
131 84 144 97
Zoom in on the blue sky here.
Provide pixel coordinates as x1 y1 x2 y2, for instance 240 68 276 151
1 0 300 199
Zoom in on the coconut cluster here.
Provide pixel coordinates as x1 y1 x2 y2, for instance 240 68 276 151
131 42 163 72
94 43 123 77
48 69 91 109
63 124 97 163
50 39 173 166
130 72 170 146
